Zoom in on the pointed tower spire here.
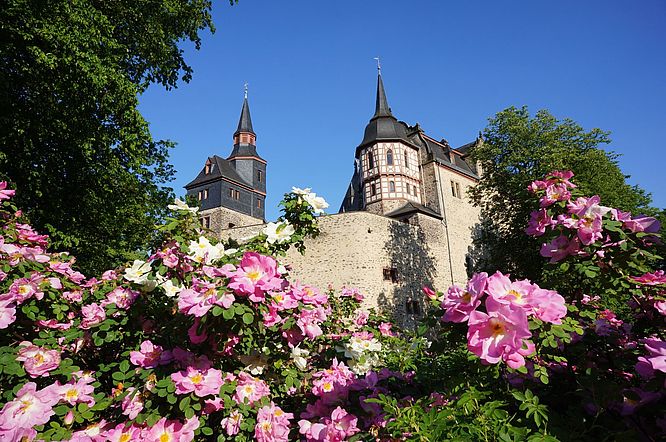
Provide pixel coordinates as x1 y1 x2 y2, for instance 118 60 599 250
373 71 392 119
234 84 255 137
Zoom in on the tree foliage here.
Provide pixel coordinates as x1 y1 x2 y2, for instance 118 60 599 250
468 106 656 280
0 0 216 274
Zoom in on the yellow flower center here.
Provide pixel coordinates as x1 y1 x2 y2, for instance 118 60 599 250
120 434 131 442
273 293 284 302
323 382 333 392
34 353 45 364
159 432 171 442
261 422 272 431
507 289 524 303
488 318 506 337
243 385 255 394
247 270 262 282
461 292 472 303
19 399 33 412
18 285 30 295
65 389 78 400
190 373 203 385
275 409 284 417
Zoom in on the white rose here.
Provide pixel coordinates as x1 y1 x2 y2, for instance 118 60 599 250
263 221 296 244
167 198 199 213
124 260 152 284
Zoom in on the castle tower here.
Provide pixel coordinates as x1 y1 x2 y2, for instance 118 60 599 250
185 89 266 230
352 71 423 215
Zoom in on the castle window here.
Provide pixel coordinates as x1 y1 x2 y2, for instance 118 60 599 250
257 170 263 182
386 149 393 165
383 267 398 283
406 299 422 316
368 152 374 169
450 180 459 198
198 189 208 200
204 163 212 174
371 183 376 196
229 188 240 200
235 190 241 200
229 187 234 198
389 181 395 192
257 199 262 208
455 182 462 199
200 216 210 228
404 151 409 169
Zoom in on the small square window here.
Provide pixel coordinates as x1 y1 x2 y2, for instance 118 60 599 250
201 216 210 228
383 268 398 283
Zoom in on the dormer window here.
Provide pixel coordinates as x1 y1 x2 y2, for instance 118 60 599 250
386 149 393 165
204 162 212 174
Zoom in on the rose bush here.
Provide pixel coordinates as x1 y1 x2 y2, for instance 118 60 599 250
0 171 663 441
374 171 663 441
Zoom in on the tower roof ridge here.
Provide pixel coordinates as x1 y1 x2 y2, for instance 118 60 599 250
234 95 254 136
373 73 392 119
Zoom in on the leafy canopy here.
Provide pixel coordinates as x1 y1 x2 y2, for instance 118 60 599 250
468 106 655 280
0 0 216 274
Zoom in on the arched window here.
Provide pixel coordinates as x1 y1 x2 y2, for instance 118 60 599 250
368 152 374 169
404 151 409 169
389 181 395 192
386 149 393 165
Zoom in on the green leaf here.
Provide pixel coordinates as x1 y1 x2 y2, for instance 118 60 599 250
242 312 254 325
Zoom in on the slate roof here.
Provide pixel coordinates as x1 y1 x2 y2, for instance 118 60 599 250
385 201 443 220
358 73 413 149
184 155 249 189
455 140 477 156
234 97 254 136
417 135 478 179
339 164 364 212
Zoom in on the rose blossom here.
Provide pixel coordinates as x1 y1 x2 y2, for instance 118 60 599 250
130 340 173 368
16 342 61 377
80 302 106 329
171 366 224 398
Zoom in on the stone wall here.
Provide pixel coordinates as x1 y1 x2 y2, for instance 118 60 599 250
200 206 263 232
220 209 477 327
435 165 481 284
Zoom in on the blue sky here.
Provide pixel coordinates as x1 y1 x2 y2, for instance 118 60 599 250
139 0 666 220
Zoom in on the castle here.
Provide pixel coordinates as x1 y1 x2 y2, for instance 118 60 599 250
185 72 482 325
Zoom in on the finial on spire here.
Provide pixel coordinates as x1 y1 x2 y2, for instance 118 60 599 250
244 82 248 99
373 56 381 74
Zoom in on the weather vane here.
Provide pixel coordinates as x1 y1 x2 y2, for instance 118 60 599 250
373 57 381 74
244 82 248 99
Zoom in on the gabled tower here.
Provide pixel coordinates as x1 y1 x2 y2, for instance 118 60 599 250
185 88 267 231
228 90 267 215
348 70 423 215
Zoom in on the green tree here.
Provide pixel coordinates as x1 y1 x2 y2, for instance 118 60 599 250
0 0 217 274
468 106 656 280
